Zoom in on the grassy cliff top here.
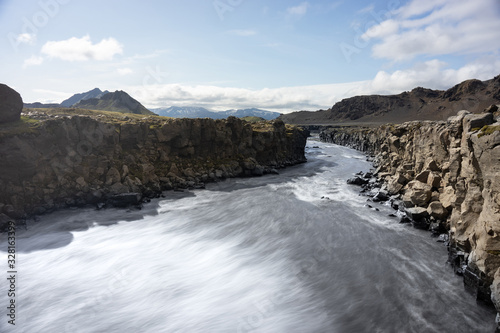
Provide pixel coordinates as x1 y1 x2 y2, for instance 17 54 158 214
24 107 167 122
0 108 296 139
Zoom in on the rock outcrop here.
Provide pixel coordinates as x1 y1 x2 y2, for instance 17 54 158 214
0 110 307 221
320 111 500 327
0 83 23 123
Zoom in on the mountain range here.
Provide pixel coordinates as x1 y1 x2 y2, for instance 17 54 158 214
280 75 500 125
24 89 280 119
152 106 280 120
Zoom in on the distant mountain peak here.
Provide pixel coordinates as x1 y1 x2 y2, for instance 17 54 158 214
73 90 155 115
152 106 280 120
60 88 109 107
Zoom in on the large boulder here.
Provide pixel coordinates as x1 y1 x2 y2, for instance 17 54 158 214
0 84 23 123
427 201 448 220
403 180 432 207
464 113 494 132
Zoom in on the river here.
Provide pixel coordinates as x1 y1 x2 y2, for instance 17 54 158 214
1 139 496 332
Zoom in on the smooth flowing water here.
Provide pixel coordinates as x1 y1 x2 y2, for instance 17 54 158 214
1 140 496 332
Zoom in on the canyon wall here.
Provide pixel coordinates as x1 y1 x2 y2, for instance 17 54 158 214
0 113 308 220
320 111 500 323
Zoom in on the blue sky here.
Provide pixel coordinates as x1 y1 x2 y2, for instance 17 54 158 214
1 0 499 112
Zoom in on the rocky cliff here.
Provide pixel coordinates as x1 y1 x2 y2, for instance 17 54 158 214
282 75 500 124
0 109 307 221
320 109 500 327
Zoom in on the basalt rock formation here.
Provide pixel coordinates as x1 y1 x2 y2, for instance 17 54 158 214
320 109 500 328
0 83 23 123
281 75 500 125
0 109 307 221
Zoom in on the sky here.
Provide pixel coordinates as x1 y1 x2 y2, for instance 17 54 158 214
1 0 499 113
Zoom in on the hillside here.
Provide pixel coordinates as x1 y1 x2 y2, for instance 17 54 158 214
73 90 156 115
281 75 500 125
23 102 62 108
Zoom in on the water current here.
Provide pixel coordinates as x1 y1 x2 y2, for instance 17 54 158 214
1 139 496 332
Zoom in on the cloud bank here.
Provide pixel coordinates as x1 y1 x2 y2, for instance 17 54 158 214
363 0 500 60
126 57 500 113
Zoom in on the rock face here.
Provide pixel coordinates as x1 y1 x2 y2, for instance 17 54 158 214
281 75 500 124
320 111 500 326
0 84 23 123
0 113 307 220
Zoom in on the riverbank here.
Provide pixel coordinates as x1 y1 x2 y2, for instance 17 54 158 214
2 140 495 332
0 109 308 224
320 110 500 329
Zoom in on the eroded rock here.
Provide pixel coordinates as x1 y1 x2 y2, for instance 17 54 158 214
0 84 23 123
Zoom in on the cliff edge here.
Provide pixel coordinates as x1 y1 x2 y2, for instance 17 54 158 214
0 108 308 221
320 109 500 327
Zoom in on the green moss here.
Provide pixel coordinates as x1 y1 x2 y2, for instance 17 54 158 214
0 116 41 138
478 125 500 138
241 116 265 123
487 250 500 256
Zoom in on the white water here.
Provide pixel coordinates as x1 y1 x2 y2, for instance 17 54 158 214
1 140 496 332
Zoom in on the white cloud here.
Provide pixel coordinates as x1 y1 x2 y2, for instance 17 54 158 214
17 33 36 45
363 0 500 60
287 2 309 17
117 68 133 75
41 35 123 62
226 29 257 36
23 55 44 69
345 57 500 96
127 82 359 112
125 57 500 113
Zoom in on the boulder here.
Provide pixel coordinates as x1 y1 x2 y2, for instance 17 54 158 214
347 176 369 186
415 170 430 183
464 113 494 132
0 84 23 123
252 165 265 176
427 173 442 188
427 201 448 220
405 207 429 220
107 193 142 208
439 186 456 210
485 104 498 113
373 190 389 202
403 180 432 207
405 207 430 229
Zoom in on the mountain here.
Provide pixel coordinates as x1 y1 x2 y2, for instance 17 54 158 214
222 108 280 120
61 88 109 107
280 75 500 125
154 106 217 118
73 90 156 115
153 107 280 120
